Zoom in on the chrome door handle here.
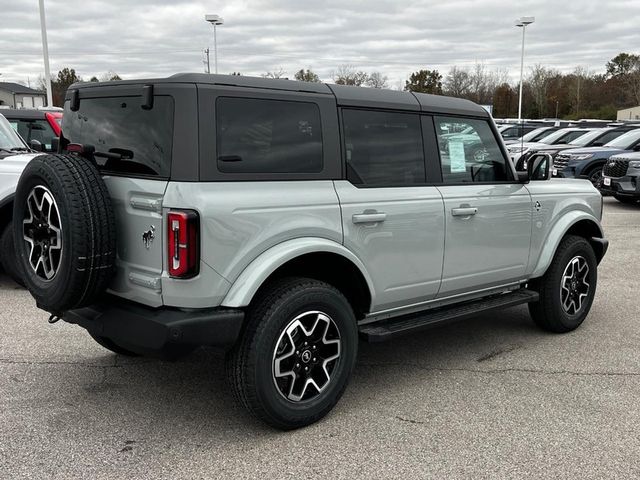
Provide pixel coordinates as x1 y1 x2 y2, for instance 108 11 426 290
352 212 387 224
451 207 478 217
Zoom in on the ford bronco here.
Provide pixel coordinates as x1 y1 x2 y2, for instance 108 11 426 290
11 74 608 429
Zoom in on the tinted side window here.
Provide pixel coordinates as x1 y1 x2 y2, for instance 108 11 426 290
216 97 323 174
435 116 510 183
342 109 425 186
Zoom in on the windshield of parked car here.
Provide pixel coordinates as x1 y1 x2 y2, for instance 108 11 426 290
569 128 628 147
0 114 28 150
604 129 640 149
539 129 589 145
520 127 552 142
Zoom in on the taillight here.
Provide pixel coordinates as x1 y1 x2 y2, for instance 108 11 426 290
167 210 199 278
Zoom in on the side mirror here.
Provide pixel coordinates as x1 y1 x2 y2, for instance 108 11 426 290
633 144 640 152
517 171 530 183
51 137 60 153
528 153 552 181
29 139 43 152
592 141 604 147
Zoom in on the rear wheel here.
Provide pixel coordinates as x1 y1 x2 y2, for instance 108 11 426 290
529 235 598 333
226 278 358 430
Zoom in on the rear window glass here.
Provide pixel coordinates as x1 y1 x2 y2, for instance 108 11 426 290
62 96 174 177
216 97 323 174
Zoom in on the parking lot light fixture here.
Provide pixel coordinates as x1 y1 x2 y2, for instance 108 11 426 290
205 14 224 74
515 16 535 121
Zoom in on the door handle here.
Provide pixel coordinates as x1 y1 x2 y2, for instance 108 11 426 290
352 212 387 224
451 207 478 217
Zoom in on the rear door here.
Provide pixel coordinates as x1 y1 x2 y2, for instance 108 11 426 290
433 116 532 297
62 84 196 307
335 108 445 313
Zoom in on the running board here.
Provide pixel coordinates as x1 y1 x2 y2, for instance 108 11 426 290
359 289 539 343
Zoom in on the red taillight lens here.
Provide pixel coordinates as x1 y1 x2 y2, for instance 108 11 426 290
167 210 200 278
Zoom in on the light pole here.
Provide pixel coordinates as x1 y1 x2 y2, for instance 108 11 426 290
515 16 535 121
38 0 53 107
205 14 224 74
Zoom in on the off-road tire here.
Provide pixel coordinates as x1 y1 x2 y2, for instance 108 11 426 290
0 223 25 287
528 235 598 333
226 277 358 430
13 154 116 313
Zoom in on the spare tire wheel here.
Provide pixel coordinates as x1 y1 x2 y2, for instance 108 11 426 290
13 154 117 313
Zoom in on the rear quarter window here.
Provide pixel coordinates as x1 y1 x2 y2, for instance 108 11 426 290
62 96 174 177
215 97 323 174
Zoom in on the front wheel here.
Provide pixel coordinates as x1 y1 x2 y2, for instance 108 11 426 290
529 235 598 333
587 167 604 189
226 278 358 430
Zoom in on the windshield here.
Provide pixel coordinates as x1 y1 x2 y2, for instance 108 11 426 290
569 129 607 147
605 129 640 149
0 114 27 150
62 95 174 177
520 127 552 142
540 129 589 145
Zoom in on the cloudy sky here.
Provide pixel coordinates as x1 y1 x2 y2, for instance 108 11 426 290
1 0 638 89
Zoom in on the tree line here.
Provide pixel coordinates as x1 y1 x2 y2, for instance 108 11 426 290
35 52 640 119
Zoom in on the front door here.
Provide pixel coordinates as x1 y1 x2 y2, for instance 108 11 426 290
433 116 532 297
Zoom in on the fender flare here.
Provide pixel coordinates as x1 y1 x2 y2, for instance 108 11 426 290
221 237 375 308
530 211 604 278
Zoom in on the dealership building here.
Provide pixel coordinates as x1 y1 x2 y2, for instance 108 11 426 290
617 105 640 121
0 82 47 108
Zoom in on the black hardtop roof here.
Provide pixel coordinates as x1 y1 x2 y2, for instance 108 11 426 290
69 73 489 117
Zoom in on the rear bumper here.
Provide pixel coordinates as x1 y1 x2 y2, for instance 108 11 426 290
63 297 244 354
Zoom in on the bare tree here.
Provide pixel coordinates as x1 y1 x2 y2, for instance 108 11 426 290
332 65 369 86
528 64 557 117
444 66 472 97
366 72 388 89
262 67 287 79
294 69 320 83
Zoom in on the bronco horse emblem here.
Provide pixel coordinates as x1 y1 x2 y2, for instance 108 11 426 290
142 225 155 249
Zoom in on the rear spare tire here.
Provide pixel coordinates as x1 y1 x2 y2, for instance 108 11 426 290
13 154 116 313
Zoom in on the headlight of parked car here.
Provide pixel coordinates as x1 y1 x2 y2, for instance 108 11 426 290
569 153 594 161
508 146 528 154
629 160 640 169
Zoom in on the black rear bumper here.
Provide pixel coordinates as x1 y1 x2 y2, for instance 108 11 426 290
63 297 244 355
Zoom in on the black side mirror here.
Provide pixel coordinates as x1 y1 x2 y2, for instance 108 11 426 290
51 137 60 153
29 139 43 152
592 141 604 147
633 144 640 151
517 171 530 183
528 153 552 181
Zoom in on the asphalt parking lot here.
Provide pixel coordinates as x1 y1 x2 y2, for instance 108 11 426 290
1 197 639 479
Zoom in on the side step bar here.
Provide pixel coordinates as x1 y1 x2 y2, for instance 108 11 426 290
359 288 539 343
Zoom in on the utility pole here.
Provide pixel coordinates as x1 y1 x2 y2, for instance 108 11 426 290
38 0 53 107
204 48 210 74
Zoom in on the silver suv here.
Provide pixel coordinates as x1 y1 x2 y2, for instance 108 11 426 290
11 74 608 429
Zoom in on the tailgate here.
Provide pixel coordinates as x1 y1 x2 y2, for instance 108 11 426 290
103 176 168 307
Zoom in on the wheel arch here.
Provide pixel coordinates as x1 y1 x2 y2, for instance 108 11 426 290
221 238 375 319
531 213 606 279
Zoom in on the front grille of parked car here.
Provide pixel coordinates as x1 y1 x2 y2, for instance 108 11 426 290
603 159 629 178
553 154 571 170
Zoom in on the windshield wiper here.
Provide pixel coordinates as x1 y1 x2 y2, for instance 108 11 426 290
10 147 31 152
